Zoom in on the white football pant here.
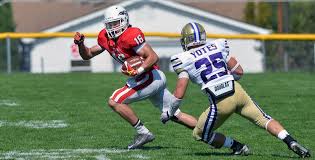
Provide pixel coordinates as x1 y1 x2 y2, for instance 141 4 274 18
110 69 180 115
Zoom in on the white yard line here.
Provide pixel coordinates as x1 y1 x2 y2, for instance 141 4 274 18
0 100 19 106
0 120 68 129
129 154 150 159
0 148 147 160
95 154 111 160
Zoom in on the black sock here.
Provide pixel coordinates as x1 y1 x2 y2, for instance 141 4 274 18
283 135 296 147
231 140 242 150
132 119 142 128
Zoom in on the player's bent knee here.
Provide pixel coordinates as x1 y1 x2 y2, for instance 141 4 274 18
192 127 203 141
108 99 118 109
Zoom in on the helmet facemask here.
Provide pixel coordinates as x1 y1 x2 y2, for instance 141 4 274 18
104 17 128 39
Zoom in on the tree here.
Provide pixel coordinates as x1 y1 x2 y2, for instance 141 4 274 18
244 2 255 25
286 2 315 71
0 2 19 72
244 2 315 71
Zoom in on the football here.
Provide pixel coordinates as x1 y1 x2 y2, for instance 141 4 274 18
121 56 144 71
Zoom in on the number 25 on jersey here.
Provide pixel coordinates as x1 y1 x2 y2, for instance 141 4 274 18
195 52 228 83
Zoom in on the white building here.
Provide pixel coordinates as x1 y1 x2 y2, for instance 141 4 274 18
27 0 270 73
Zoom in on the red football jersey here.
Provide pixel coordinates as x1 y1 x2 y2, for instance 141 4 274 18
97 27 159 69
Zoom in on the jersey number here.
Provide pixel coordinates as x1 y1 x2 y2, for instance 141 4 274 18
134 35 144 45
194 52 228 83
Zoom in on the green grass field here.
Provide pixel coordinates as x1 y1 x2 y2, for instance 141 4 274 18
0 72 314 159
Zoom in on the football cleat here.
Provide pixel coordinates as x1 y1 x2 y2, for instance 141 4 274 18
127 132 155 149
232 144 250 156
289 141 311 158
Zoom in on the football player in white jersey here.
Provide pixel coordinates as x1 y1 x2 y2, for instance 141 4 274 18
161 22 311 158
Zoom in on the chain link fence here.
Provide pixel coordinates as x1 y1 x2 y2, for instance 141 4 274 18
1 33 315 73
263 40 315 72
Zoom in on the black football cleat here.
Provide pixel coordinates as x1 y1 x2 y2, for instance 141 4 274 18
232 144 250 156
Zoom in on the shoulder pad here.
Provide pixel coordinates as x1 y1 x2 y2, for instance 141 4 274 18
121 27 146 49
215 38 230 58
97 29 108 49
214 39 227 47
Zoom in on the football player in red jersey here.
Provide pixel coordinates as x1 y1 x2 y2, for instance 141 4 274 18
73 5 197 149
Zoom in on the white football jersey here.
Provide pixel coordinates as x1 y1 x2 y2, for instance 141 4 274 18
171 39 235 98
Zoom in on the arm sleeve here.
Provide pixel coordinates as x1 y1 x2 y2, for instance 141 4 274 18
132 42 146 53
178 71 189 79
170 55 185 75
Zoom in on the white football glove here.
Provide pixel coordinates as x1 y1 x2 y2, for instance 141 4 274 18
160 111 171 124
160 95 182 124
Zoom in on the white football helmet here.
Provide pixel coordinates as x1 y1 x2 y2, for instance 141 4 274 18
103 5 129 39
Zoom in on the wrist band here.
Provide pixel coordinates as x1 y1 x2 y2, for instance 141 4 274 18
178 71 189 79
137 67 145 74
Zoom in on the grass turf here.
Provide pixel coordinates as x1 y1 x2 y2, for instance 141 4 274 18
0 72 313 159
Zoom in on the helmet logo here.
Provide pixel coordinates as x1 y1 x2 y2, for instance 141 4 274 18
118 10 128 16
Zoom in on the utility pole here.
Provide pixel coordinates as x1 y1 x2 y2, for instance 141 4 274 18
283 2 289 72
277 1 289 72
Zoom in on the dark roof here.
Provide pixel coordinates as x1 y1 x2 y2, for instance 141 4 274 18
179 1 246 22
12 1 123 32
12 0 246 32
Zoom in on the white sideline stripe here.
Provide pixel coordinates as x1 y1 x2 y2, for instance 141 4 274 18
0 100 19 106
0 120 68 129
0 148 146 159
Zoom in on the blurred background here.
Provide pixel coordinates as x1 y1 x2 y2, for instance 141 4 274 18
1 0 315 73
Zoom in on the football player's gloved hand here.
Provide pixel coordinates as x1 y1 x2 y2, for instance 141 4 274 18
74 32 85 45
160 111 172 124
121 62 138 77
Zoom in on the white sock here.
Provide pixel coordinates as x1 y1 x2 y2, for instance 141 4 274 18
223 137 234 148
277 130 289 140
134 120 149 134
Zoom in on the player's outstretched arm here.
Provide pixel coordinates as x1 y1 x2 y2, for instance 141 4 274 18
74 32 104 60
160 72 189 124
174 75 189 99
227 56 243 80
136 43 159 72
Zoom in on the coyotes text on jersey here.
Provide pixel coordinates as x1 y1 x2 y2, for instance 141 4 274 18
171 39 234 98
